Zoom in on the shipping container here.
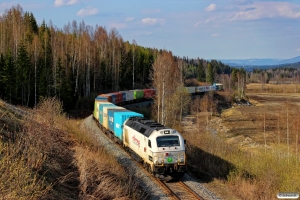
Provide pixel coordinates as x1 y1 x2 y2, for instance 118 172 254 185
103 106 125 129
196 86 205 93
109 92 123 104
98 94 113 103
186 86 195 94
144 89 156 99
131 89 144 100
109 110 143 140
99 103 114 125
122 90 134 101
107 109 129 132
119 92 126 102
94 100 110 120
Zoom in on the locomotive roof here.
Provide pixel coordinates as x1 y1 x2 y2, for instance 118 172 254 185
125 116 168 137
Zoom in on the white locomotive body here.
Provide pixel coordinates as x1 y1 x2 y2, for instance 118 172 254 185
123 117 186 178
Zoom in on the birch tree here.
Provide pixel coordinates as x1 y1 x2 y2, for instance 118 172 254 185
150 51 190 126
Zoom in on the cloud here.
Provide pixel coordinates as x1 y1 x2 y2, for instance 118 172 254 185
205 4 217 12
211 33 219 37
77 6 99 17
0 2 16 13
194 21 202 27
141 18 165 26
229 2 300 21
125 17 134 22
194 17 217 27
297 48 300 52
54 0 79 7
235 0 253 5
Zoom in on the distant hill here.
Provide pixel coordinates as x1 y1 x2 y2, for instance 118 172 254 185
218 56 300 70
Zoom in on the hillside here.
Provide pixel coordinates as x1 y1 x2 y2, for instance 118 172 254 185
0 98 147 199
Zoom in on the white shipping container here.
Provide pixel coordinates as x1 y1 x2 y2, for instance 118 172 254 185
196 86 205 93
120 90 134 101
186 86 195 94
103 106 126 129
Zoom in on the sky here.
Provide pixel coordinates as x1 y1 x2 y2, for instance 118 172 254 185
0 0 300 60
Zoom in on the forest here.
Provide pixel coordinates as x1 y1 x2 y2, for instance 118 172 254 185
0 5 248 112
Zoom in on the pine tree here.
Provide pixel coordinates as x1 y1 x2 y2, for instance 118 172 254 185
1 52 16 103
16 42 31 106
0 54 5 97
206 62 214 84
196 58 205 82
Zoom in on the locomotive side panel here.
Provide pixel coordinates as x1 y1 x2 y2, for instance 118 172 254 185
123 126 148 160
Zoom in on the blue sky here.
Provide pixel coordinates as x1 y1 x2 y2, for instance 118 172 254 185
0 0 300 59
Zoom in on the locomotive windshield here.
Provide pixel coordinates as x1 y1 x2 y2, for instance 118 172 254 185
156 136 180 147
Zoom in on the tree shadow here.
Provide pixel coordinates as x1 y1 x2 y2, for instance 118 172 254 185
185 142 254 183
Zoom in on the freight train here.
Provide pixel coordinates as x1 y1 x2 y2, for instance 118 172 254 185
186 83 223 94
93 89 187 180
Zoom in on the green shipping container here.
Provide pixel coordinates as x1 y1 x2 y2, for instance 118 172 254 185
132 89 144 100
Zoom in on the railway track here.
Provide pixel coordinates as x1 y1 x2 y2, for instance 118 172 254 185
94 117 205 199
159 180 204 200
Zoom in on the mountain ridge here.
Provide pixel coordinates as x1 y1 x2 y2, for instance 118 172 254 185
217 56 300 67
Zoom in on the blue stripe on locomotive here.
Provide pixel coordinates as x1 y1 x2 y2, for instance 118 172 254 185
99 104 117 125
108 110 143 141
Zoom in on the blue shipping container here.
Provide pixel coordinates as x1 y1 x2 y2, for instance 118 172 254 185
109 110 143 141
120 92 126 102
99 103 116 125
95 96 108 101
108 109 129 132
109 93 116 104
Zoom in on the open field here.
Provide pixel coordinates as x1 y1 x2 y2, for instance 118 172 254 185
182 83 300 200
246 82 300 94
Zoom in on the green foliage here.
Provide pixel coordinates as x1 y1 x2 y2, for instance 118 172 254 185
0 52 16 102
206 63 214 84
196 59 205 82
0 5 234 112
16 42 32 105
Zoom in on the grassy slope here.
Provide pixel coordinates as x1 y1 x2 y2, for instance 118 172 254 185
0 98 147 200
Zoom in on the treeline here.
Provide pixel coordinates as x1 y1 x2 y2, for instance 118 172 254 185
0 5 246 111
183 58 231 83
0 5 156 110
248 67 300 84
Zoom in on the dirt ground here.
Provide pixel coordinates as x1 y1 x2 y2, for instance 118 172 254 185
210 83 300 150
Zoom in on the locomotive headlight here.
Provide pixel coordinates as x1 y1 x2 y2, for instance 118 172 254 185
178 153 185 163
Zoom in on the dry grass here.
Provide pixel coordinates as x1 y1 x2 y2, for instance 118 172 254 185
247 83 300 93
0 97 148 200
182 88 300 199
0 99 50 199
67 119 148 200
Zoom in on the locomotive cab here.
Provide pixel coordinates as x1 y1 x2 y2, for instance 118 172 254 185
123 117 186 179
148 129 186 176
